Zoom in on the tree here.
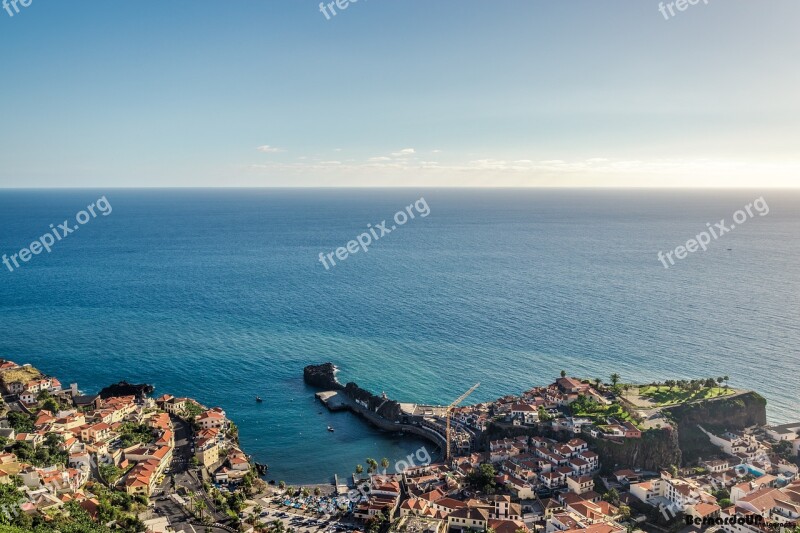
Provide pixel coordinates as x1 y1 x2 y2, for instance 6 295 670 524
367 510 388 533
618 504 631 520
41 397 60 414
665 380 676 391
465 463 496 494
380 458 390 470
366 458 378 474
603 488 620 506
610 373 621 389
6 412 33 433
0 483 23 525
594 378 602 389
355 464 364 475
195 497 207 520
723 375 730 389
538 406 552 422
313 487 321 496
278 480 286 489
560 370 567 378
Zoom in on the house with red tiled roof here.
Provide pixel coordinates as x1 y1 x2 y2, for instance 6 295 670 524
400 497 430 517
80 422 112 444
447 507 490 532
196 408 226 430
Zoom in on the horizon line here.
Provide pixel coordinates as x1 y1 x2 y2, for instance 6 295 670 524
1 185 799 191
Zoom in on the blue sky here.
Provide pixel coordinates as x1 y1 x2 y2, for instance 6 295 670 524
0 1 798 187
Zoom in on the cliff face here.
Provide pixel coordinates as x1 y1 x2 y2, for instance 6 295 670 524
665 392 767 428
480 423 682 472
303 363 344 390
665 391 768 464
589 428 682 473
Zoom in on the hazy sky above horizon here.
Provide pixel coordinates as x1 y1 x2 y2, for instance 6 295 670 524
1 1 798 188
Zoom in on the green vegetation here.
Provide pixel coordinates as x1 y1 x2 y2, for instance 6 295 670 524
10 434 67 468
182 401 204 420
465 463 497 494
570 396 637 425
639 382 734 406
6 412 33 433
98 464 125 485
0 483 144 533
118 422 153 447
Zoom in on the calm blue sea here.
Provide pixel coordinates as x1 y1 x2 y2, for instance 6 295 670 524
0 189 798 483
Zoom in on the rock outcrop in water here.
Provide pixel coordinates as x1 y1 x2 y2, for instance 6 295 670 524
303 363 344 390
98 381 155 399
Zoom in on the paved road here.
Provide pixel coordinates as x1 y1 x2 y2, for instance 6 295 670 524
150 415 227 530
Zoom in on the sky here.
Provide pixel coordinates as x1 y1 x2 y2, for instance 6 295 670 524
0 0 798 188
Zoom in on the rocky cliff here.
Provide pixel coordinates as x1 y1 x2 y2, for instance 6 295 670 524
98 381 155 399
588 428 682 473
303 363 344 390
664 391 768 464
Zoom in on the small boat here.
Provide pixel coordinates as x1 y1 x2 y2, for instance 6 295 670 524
327 426 335 432
256 396 263 403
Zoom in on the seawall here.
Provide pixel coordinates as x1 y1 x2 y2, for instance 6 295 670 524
314 390 447 451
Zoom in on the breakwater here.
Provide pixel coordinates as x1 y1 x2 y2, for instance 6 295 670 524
304 363 447 452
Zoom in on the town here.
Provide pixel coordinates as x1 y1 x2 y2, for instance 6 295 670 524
0 359 797 533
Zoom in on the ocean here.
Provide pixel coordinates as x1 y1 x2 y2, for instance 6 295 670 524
0 188 798 483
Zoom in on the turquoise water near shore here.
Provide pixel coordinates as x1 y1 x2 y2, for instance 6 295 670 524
0 189 798 483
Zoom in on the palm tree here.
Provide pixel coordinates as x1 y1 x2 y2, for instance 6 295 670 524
195 498 207 520
313 487 321 496
594 378 602 389
610 373 621 388
723 375 730 389
366 458 378 473
380 458 390 471
355 464 364 475
560 370 567 378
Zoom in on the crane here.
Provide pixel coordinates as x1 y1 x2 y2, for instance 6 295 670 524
445 383 480 460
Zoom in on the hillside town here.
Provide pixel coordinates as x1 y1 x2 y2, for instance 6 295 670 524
0 359 797 533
